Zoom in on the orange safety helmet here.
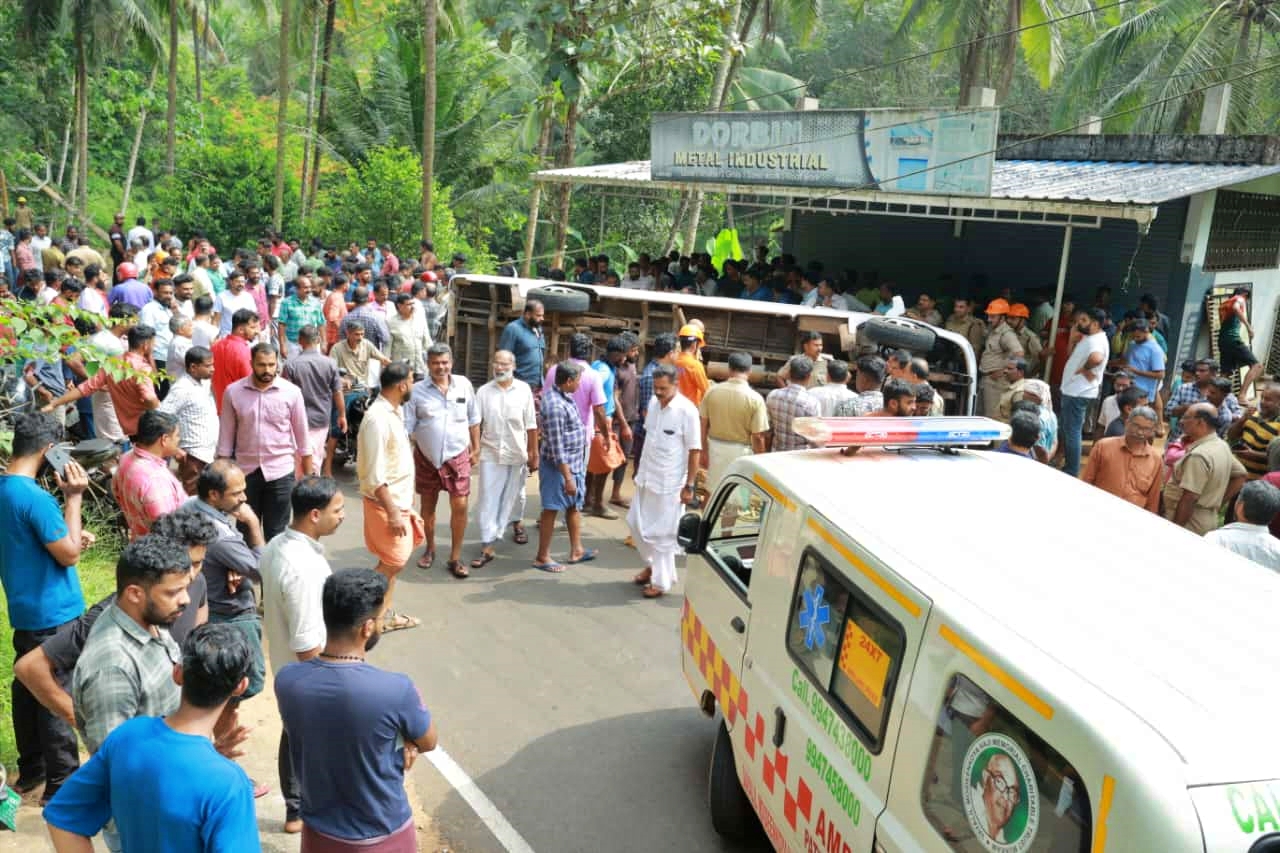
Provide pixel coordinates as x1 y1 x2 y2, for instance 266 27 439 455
678 323 704 342
1008 302 1030 318
985 298 1010 316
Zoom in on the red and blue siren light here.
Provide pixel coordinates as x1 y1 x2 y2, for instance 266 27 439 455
792 416 1011 448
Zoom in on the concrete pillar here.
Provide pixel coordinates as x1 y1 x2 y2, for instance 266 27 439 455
1084 116 1103 135
796 97 819 111
967 87 997 108
1199 83 1231 135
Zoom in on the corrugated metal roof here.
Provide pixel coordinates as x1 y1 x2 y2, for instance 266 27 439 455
534 158 1280 206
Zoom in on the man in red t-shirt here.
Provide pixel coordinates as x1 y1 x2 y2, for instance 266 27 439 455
212 309 260 414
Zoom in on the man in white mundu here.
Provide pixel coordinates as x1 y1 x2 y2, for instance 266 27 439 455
629 364 701 599
471 350 537 570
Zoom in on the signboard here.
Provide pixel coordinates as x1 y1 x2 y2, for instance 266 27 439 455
650 108 999 196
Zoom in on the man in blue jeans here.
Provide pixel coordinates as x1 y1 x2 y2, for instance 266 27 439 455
1059 308 1110 477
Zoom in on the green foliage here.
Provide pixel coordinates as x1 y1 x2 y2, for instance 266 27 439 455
310 146 493 271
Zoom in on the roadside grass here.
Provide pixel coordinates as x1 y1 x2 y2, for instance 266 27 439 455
0 508 123 773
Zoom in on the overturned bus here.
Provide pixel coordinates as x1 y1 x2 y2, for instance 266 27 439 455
446 274 977 415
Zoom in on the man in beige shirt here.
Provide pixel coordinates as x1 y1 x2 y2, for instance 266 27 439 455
1163 402 1247 535
472 350 538 568
996 358 1028 423
356 361 423 632
945 296 987 358
699 352 769 491
978 299 1024 420
330 322 391 389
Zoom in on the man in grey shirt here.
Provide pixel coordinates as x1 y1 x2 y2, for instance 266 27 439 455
281 325 345 476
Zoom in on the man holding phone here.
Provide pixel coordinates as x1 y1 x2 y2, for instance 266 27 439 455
0 412 94 803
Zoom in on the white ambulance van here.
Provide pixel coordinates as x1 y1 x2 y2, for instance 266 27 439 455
677 418 1280 853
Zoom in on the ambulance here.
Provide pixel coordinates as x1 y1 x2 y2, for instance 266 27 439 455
676 417 1280 853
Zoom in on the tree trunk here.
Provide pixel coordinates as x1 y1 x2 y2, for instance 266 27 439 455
192 5 202 102
551 99 579 271
520 107 554 278
74 14 89 223
662 192 688 256
304 0 336 217
166 0 178 177
300 5 322 208
994 0 1019 102
13 163 111 243
421 0 437 239
272 0 294 231
121 65 160 218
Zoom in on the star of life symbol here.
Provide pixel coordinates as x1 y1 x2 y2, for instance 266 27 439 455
799 585 831 650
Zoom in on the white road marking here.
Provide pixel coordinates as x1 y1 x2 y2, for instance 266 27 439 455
426 746 537 853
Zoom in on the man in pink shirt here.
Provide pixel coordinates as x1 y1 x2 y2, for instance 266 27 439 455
43 325 160 439
216 343 311 541
113 409 185 538
543 333 612 469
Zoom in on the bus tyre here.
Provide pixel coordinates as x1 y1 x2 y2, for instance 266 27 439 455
708 722 762 841
528 285 590 314
861 316 937 352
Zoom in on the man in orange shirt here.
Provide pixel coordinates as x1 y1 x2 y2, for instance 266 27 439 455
1081 405 1162 513
323 274 349 353
674 324 709 406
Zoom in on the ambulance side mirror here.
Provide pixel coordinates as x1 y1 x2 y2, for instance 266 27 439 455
677 512 706 555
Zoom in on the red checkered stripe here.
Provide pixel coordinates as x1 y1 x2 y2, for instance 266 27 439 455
681 600 749 726
742 710 814 833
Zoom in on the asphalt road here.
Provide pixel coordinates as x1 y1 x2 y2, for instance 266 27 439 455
323 470 770 853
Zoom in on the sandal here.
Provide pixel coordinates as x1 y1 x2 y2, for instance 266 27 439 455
511 523 529 545
633 568 652 586
470 552 495 570
608 498 630 509
381 612 421 632
416 549 435 570
566 548 598 564
641 584 666 599
532 561 566 573
447 560 470 579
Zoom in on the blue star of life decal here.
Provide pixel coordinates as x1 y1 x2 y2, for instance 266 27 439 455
799 585 831 650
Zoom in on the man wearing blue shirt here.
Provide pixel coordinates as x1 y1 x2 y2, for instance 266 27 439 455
276 569 437 852
43 622 260 853
497 299 546 391
0 413 91 802
1121 319 1167 404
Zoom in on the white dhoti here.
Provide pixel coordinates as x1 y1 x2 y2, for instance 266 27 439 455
477 460 526 544
706 438 753 493
627 485 683 591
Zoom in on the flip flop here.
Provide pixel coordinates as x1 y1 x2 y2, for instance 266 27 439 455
608 498 631 509
381 612 420 632
416 549 435 570
511 524 529 545
448 560 470 579
566 548 598 564
469 552 495 570
642 584 665 598
633 568 652 585
532 561 566 573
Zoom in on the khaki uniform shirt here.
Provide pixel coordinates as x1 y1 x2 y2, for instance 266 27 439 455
946 314 987 357
997 378 1026 422
699 377 769 445
1163 433 1247 535
979 323 1023 375
1016 326 1044 368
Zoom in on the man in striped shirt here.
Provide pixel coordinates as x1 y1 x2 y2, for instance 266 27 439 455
1228 383 1280 479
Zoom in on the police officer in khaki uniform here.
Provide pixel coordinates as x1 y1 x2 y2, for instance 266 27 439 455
945 296 987 359
1008 303 1044 374
978 299 1024 419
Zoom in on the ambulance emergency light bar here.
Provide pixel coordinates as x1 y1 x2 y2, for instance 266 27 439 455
792 416 1011 448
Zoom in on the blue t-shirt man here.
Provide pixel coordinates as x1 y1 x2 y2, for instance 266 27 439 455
0 474 83 631
592 358 617 419
43 716 260 853
276 659 431 841
497 316 546 388
1125 335 1167 400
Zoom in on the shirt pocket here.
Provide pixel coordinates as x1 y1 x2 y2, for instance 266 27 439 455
263 396 295 426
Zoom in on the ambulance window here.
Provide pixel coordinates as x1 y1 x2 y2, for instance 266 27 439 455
786 548 905 751
703 479 770 598
921 673 1093 853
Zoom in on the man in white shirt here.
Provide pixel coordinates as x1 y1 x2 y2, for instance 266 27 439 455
1204 480 1280 571
139 279 176 378
191 296 219 349
472 350 538 570
259 475 346 833
214 271 257 339
159 346 218 493
85 304 134 446
1096 371 1133 435
1059 307 1110 477
809 360 856 416
629 364 701 599
126 217 154 252
620 262 654 291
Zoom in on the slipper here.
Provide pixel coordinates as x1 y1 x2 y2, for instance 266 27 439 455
633 568 652 585
608 498 630 509
566 548 598 564
532 561 566 573
469 552 495 570
642 584 666 598
252 781 271 799
381 612 420 632
511 524 529 545
448 560 470 579
416 550 435 570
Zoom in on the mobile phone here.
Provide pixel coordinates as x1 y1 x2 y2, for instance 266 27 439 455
44 445 73 478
